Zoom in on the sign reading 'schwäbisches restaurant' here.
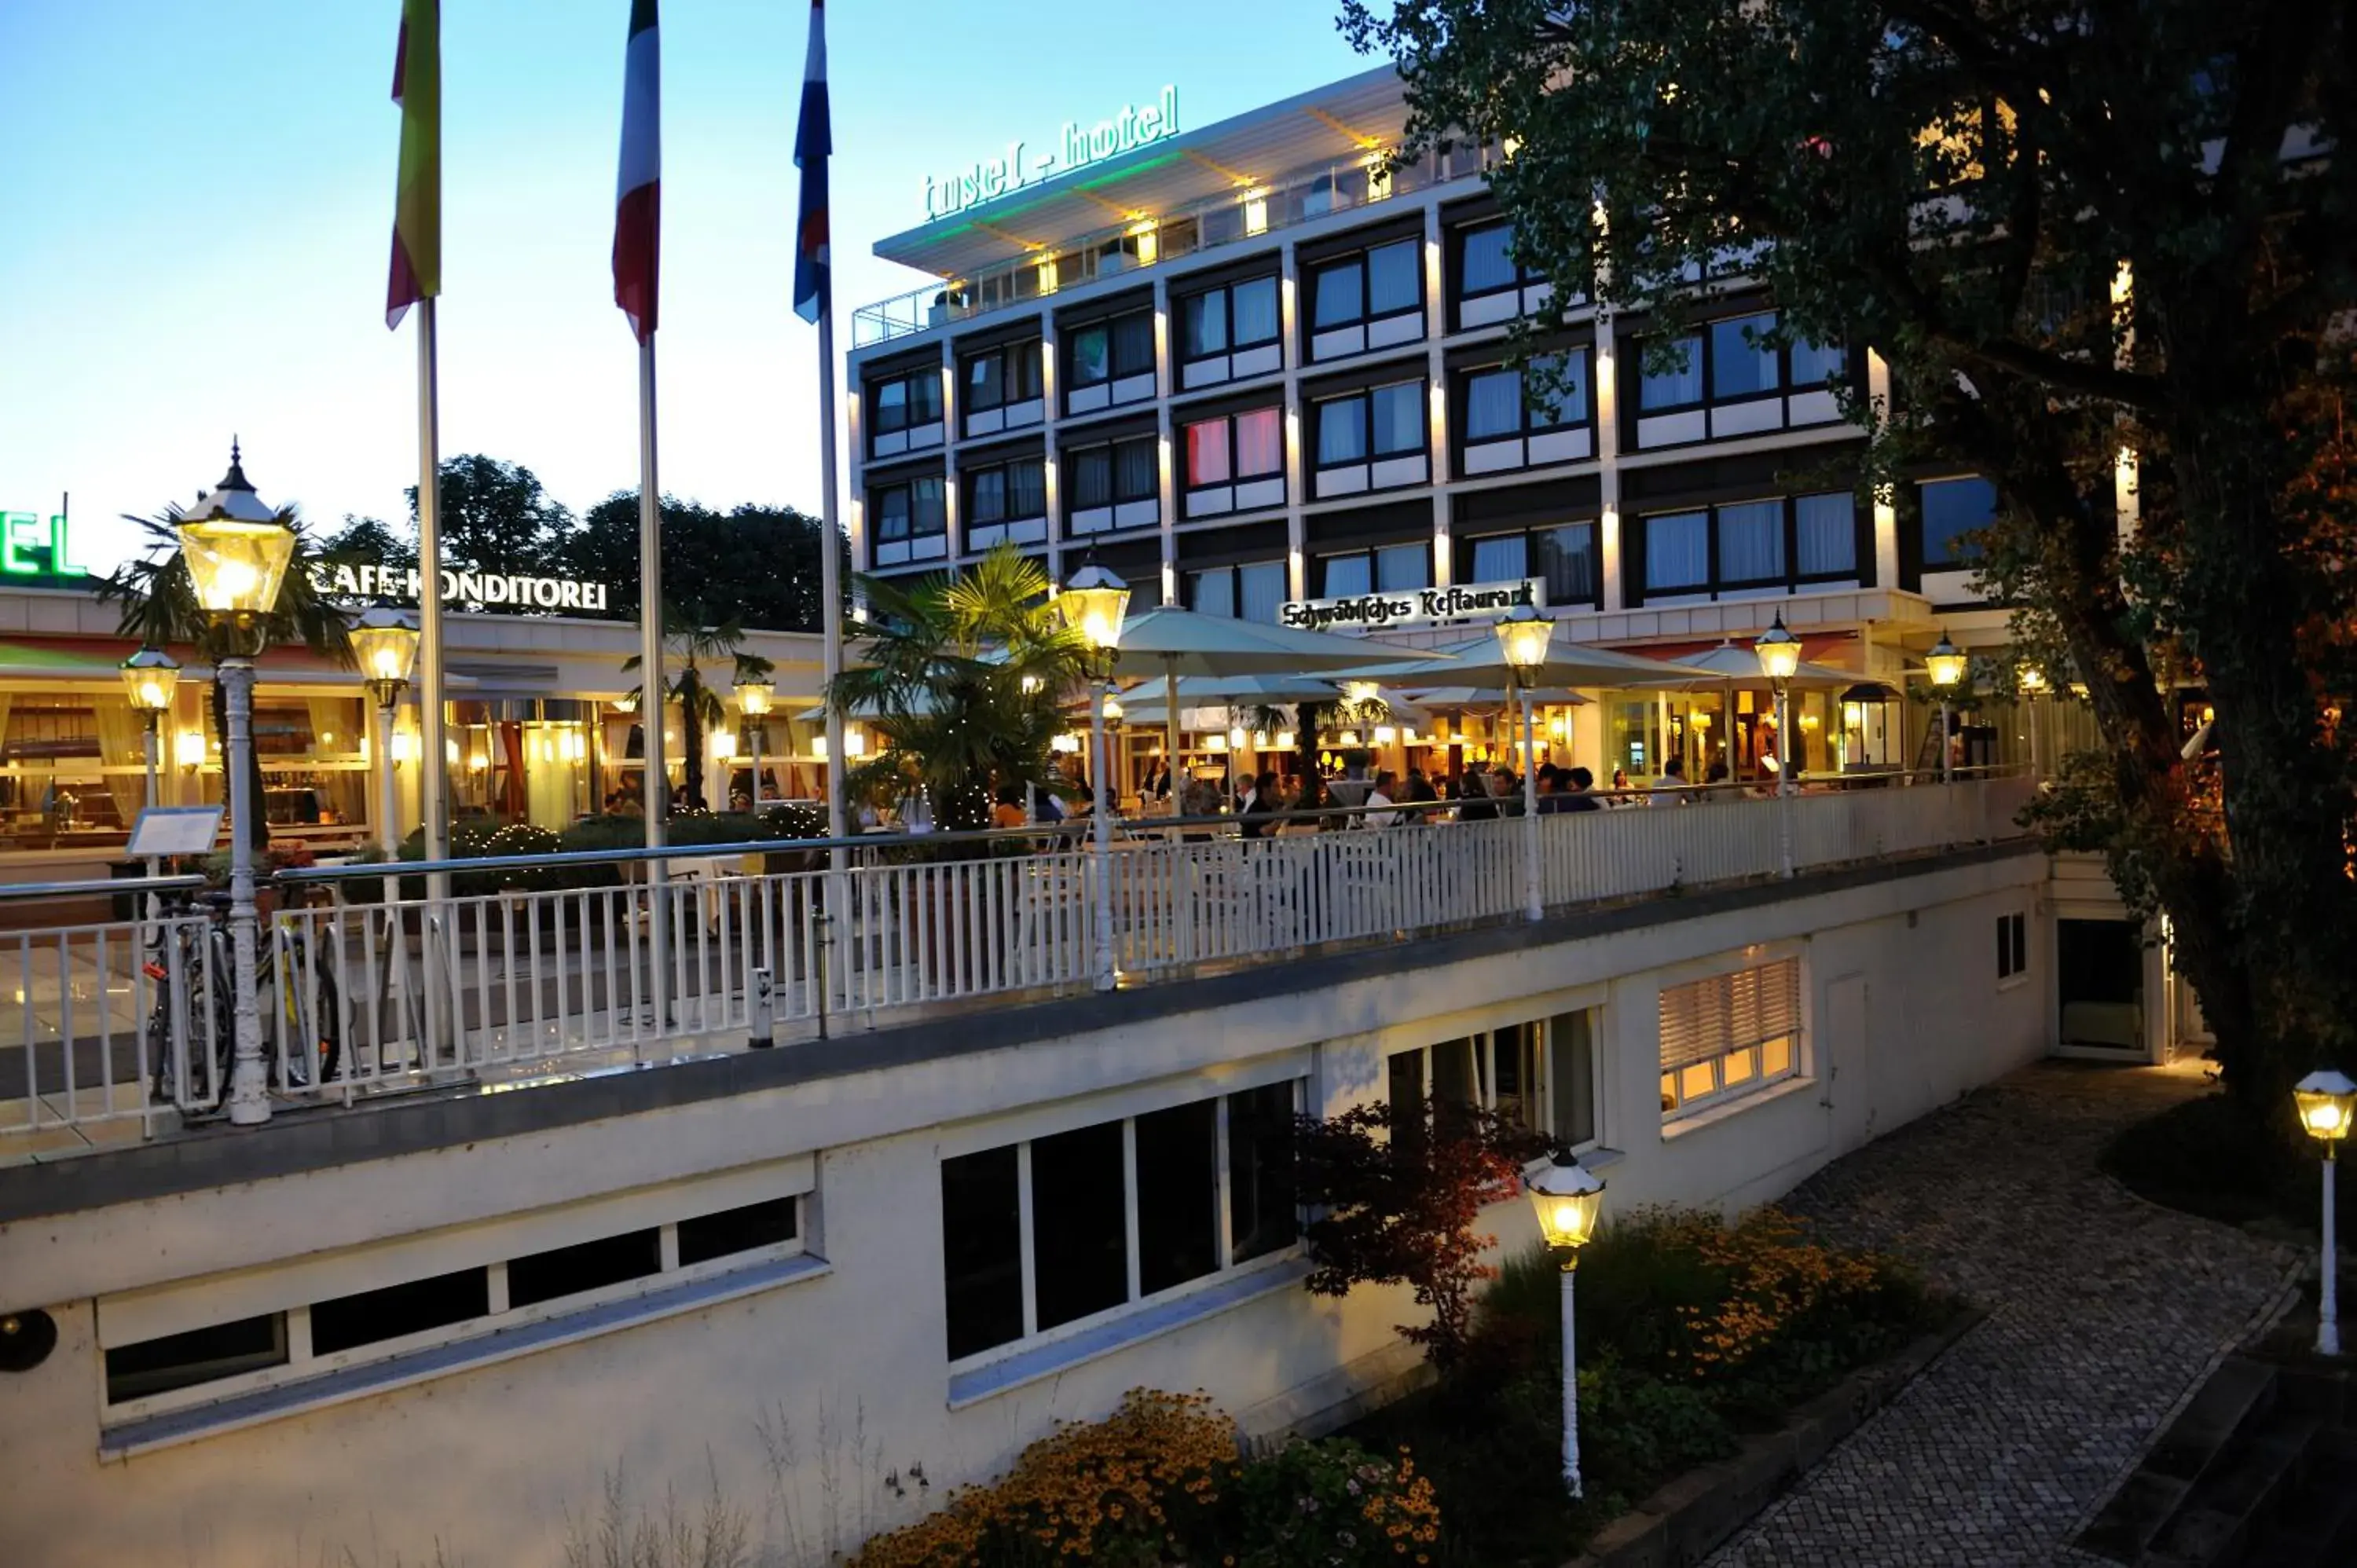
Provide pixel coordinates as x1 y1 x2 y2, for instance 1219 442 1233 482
309 562 612 613
1278 577 1546 632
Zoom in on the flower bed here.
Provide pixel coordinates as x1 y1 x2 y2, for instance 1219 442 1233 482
1344 1207 1950 1566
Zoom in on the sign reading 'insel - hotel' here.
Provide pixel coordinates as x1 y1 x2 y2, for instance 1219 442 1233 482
1279 578 1548 632
309 562 612 612
923 86 1180 221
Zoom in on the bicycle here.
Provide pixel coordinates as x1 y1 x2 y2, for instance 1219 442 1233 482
145 883 342 1111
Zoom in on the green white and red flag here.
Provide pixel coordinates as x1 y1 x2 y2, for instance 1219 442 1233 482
612 0 660 343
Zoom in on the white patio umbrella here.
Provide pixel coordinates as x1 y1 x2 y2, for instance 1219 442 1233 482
1105 608 1449 790
1341 635 1717 691
1628 641 1858 782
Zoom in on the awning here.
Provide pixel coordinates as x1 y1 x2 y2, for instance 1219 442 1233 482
1597 632 1859 669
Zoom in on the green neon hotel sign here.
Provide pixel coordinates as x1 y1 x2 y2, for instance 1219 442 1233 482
0 512 87 580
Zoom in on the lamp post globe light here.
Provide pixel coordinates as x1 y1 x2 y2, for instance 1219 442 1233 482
177 444 299 1127
733 675 774 811
1926 632 1967 785
121 647 181 914
1057 565 1131 991
349 607 421 862
1527 1156 1607 1497
2295 1069 2356 1356
1755 614 1802 876
2017 662 2048 781
1496 603 1555 922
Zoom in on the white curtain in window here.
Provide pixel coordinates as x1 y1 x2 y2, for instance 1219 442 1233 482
1794 493 1855 575
1234 408 1282 478
1716 500 1784 582
1640 337 1705 409
1185 420 1230 486
1461 225 1517 293
1115 439 1157 501
1367 242 1419 315
1466 370 1523 439
1321 555 1372 598
1072 450 1113 509
1314 261 1363 328
1471 534 1527 584
970 469 1006 523
912 477 946 533
1318 398 1368 465
1529 353 1588 426
1239 562 1286 624
1233 278 1279 345
1644 512 1710 589
93 697 146 823
1191 570 1236 617
1710 313 1780 398
1009 461 1046 518
1182 292 1226 357
1372 383 1423 455
1376 542 1429 592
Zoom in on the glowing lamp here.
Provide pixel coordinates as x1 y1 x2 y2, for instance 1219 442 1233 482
2295 1070 2357 1144
1495 603 1556 674
2018 665 2048 695
349 606 420 703
1754 614 1802 683
1275 731 1296 751
712 731 738 760
120 648 180 716
1229 725 1248 750
1926 633 1968 690
1374 725 1397 744
176 729 208 768
1103 696 1124 722
733 676 774 717
1343 680 1382 706
1058 564 1131 655
1527 1158 1605 1251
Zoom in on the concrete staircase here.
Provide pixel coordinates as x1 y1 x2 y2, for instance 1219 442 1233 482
2077 1354 2357 1566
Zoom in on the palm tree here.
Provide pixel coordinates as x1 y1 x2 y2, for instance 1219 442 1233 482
621 610 775 813
829 544 1091 836
96 504 354 850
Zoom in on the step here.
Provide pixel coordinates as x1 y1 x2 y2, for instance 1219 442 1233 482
2077 1357 2279 1563
2138 1414 2323 1567
2240 1474 2357 1568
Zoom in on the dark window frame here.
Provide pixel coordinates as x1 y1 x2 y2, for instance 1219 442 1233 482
867 368 945 440
1181 406 1285 495
1065 434 1160 518
1457 351 1593 447
1316 542 1431 598
1066 310 1157 392
1175 275 1282 365
961 456 1047 528
1453 218 1542 304
1313 379 1430 473
1309 239 1425 335
1919 474 1997 571
1459 522 1602 607
1635 491 1864 599
1185 560 1289 621
1633 312 1849 417
961 339 1044 415
870 475 948 545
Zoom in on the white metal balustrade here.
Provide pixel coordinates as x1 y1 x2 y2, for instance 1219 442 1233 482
2 776 2033 1145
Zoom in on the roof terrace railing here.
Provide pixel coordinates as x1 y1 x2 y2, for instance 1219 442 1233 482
852 142 1499 348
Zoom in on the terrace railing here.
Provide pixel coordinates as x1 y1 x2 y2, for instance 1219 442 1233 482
2 773 2033 1149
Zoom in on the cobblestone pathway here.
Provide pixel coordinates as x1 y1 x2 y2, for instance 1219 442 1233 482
1705 1061 2300 1568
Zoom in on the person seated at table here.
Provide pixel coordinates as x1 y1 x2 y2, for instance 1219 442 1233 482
1651 756 1691 804
1562 766 1604 812
991 784 1028 830
1401 767 1438 821
1455 771 1499 822
1365 770 1401 828
1490 766 1523 818
1703 757 1732 798
1238 771 1280 839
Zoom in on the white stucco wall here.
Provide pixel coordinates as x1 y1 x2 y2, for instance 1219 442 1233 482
0 852 2047 1567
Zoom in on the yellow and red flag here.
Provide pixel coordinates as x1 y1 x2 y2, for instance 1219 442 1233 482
387 0 441 329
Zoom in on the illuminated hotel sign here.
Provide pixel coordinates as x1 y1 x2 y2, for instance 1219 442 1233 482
0 512 86 578
310 561 613 613
1280 578 1547 632
922 86 1181 220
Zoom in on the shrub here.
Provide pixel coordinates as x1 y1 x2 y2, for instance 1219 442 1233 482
1222 1440 1442 1567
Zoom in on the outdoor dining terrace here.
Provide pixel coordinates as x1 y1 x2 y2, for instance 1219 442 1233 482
0 769 2035 1159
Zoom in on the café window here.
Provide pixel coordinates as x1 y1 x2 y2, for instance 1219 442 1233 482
962 456 1048 551
867 368 945 458
1187 562 1288 624
1659 958 1802 1120
1462 523 1597 607
871 475 948 567
1181 406 1285 518
1919 475 1996 570
1631 313 1849 449
1636 492 1860 600
1459 351 1593 474
1453 218 1561 328
1176 277 1281 389
1387 1008 1601 1149
1065 310 1157 414
1318 543 1430 599
962 340 1044 436
1307 239 1424 360
1065 434 1159 538
938 1081 1302 1361
1312 379 1428 497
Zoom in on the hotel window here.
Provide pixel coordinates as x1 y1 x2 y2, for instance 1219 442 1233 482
961 340 1044 436
867 369 945 458
1307 240 1424 360
1187 562 1288 624
1387 1009 1601 1149
1318 543 1429 599
1637 492 1860 599
1175 277 1282 389
1453 219 1560 328
962 456 1047 550
1181 406 1285 518
1659 958 1802 1120
1312 379 1428 496
870 475 948 566
937 1082 1301 1361
1998 911 2029 980
1065 310 1157 413
1065 434 1159 537
1632 313 1848 449
1463 523 1596 605
1459 351 1593 474
1920 475 1996 570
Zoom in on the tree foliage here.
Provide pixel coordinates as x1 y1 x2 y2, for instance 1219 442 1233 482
405 453 574 578
621 610 773 815
1341 0 2357 1116
1292 1096 1556 1369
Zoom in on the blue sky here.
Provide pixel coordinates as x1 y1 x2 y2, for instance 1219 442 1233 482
0 2 1369 574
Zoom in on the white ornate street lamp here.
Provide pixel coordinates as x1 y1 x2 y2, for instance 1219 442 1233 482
2296 1069 2355 1356
2017 663 2047 780
1926 632 1967 785
349 607 420 861
1496 603 1555 922
733 675 774 812
178 443 299 1127
1756 614 1802 876
120 647 180 811
1527 1156 1607 1496
1058 564 1131 991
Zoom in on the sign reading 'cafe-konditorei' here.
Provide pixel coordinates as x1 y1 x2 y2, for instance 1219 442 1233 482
309 562 613 612
1279 578 1547 632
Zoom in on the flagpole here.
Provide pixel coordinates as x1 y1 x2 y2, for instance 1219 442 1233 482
817 307 848 866
639 335 670 1024
416 295 448 868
